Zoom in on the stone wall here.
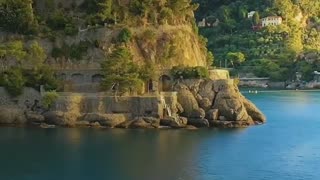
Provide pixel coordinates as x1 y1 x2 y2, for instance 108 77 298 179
209 69 230 80
0 87 41 109
53 92 179 119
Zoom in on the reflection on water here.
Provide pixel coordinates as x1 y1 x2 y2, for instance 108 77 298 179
1 91 320 180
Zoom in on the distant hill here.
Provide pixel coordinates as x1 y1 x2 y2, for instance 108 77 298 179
194 0 320 81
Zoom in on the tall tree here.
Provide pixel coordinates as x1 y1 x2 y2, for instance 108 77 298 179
101 47 143 94
0 0 38 34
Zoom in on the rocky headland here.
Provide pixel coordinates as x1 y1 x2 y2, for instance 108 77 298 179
0 78 266 129
0 0 266 129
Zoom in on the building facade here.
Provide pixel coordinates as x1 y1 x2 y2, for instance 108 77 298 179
248 11 256 18
261 16 282 27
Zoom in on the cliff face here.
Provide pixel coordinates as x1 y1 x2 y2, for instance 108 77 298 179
129 25 207 69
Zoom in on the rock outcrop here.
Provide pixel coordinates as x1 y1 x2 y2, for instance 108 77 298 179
174 79 266 128
0 106 26 124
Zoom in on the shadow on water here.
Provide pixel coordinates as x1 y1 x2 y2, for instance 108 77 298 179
0 127 245 180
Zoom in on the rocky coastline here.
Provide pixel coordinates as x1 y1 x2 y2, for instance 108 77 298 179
0 79 266 130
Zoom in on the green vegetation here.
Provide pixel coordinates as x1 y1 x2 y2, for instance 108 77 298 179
0 67 26 96
0 0 214 95
51 41 91 60
0 0 38 34
117 28 133 44
101 46 153 94
195 0 320 81
171 66 209 79
42 91 59 109
0 41 59 96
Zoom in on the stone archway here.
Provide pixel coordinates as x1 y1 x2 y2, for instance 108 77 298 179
159 75 172 92
92 74 104 83
71 73 84 83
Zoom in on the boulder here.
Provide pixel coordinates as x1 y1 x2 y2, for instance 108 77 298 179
219 116 227 121
90 122 103 128
175 84 200 117
80 113 128 127
75 121 90 127
241 96 266 123
213 91 250 121
25 111 45 123
198 80 215 102
0 107 27 124
39 123 56 128
187 118 210 128
190 108 205 119
43 111 67 126
206 109 219 121
185 125 198 130
160 116 188 128
115 121 133 129
176 103 184 114
199 98 212 111
179 117 188 125
142 117 160 128
129 117 159 129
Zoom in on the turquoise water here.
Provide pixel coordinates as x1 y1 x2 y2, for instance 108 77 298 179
1 91 320 180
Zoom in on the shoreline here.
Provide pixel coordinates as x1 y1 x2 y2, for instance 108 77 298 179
241 89 320 94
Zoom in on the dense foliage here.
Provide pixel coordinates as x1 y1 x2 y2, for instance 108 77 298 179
42 91 59 109
0 41 59 96
171 66 209 79
101 46 154 94
195 0 320 81
0 0 38 34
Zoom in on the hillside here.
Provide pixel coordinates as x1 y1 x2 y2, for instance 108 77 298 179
194 0 320 81
0 0 212 94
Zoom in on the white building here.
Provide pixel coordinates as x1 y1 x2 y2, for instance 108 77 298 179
248 11 256 18
261 16 282 27
198 18 206 27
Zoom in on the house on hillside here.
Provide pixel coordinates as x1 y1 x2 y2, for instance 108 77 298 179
198 18 219 28
198 18 206 27
248 11 256 18
261 16 282 27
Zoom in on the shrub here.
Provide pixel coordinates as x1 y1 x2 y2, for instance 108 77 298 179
64 23 78 36
118 28 132 43
42 91 59 109
171 66 209 80
0 68 26 96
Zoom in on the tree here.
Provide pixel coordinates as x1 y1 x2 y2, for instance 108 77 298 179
252 12 260 25
27 41 47 69
117 28 132 43
0 41 27 66
97 0 113 22
0 67 26 96
207 51 214 67
226 52 246 68
0 0 38 34
101 47 144 94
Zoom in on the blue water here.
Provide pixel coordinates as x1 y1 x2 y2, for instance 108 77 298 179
1 91 320 180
